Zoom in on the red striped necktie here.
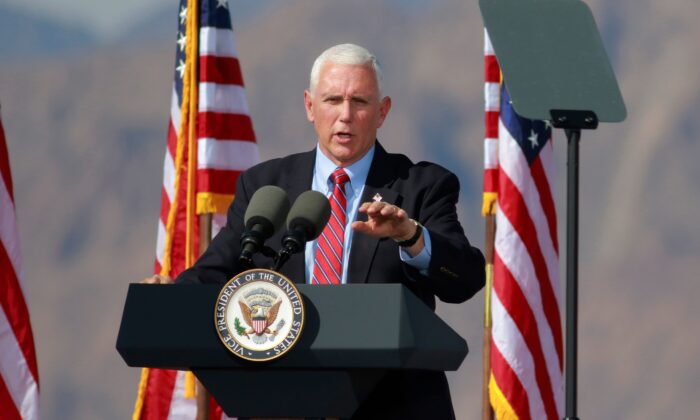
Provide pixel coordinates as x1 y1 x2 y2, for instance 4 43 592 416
312 168 350 285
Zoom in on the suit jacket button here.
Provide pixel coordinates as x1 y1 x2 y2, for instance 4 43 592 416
440 266 457 278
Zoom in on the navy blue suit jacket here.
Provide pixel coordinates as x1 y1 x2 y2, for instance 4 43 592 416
177 142 485 419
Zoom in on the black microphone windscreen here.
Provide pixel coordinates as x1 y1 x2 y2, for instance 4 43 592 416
244 185 290 235
286 190 331 240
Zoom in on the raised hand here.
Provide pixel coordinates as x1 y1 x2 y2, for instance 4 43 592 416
351 201 424 256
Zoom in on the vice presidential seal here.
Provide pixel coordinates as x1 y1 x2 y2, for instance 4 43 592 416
215 269 304 362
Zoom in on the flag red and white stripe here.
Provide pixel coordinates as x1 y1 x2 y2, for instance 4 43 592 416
134 0 257 419
0 112 40 420
484 30 564 420
482 30 500 216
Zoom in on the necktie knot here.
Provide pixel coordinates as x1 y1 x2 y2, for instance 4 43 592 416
331 168 349 186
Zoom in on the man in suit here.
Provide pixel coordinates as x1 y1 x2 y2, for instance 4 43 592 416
146 43 485 419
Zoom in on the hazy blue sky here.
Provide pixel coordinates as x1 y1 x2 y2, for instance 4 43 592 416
4 0 165 37
2 0 434 39
2 0 280 39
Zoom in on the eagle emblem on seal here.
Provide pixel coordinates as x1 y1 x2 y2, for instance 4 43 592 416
237 287 285 344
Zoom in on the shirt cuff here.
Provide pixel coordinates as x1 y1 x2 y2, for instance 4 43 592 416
399 226 431 275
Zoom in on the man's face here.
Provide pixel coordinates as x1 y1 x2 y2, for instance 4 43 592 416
304 62 391 167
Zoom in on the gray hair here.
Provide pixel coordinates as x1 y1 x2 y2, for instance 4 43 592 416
309 43 383 95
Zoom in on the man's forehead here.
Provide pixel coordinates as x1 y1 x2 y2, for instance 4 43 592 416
316 63 379 93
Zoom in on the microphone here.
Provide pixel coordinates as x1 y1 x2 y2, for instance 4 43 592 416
239 185 290 266
273 190 331 271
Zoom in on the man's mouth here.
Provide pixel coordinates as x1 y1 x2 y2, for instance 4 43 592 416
335 132 353 140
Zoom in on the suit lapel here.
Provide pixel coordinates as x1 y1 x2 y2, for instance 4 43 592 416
347 143 401 284
278 149 315 283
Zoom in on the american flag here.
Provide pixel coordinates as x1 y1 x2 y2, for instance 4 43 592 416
0 111 40 419
484 32 564 419
133 0 258 418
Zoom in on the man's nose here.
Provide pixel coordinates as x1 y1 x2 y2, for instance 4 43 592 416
339 100 352 122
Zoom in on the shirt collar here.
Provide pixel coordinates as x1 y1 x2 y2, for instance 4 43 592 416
314 144 375 193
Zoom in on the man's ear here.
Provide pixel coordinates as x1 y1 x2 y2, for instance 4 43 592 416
377 96 392 128
304 90 315 123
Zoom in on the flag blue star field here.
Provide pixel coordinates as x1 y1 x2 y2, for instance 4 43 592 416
500 89 551 165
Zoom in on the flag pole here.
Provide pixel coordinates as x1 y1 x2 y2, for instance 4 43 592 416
482 210 495 420
188 0 210 416
482 27 499 420
196 213 213 420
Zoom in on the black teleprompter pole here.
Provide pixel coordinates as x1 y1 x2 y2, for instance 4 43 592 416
564 128 581 420
553 111 596 420
554 111 594 420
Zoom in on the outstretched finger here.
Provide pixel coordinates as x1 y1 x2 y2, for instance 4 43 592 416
379 204 397 216
358 202 372 213
351 220 370 233
364 201 388 215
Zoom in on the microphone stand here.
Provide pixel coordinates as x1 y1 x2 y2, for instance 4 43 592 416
272 228 308 272
272 247 293 272
239 245 277 269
